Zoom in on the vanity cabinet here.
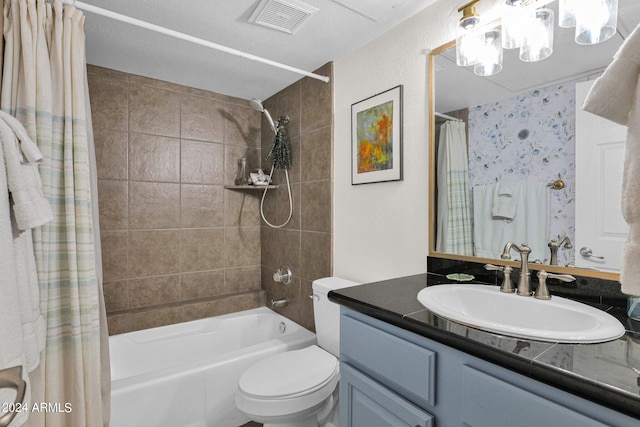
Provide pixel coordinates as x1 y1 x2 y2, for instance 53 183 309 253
339 308 638 427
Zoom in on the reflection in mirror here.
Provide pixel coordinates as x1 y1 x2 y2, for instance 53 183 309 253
429 0 640 279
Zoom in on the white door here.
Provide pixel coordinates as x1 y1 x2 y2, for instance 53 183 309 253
575 80 629 271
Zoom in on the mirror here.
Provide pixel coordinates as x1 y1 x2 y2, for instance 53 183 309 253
428 1 640 281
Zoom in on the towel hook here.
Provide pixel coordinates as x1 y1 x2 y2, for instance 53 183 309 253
547 179 565 190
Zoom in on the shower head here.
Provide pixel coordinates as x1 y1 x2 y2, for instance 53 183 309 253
250 98 264 112
250 98 277 135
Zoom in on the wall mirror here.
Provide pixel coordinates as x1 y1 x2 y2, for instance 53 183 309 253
428 0 640 281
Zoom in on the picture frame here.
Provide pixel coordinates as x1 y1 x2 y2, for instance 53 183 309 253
351 85 403 185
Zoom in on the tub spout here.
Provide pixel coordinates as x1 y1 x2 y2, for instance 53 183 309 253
270 297 289 308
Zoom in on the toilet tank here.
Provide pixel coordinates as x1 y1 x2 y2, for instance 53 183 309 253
312 277 360 357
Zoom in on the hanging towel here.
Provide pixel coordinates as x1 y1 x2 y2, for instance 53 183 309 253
473 182 549 262
473 183 507 259
491 181 521 220
0 149 31 427
504 182 550 263
0 112 53 231
0 110 50 427
582 23 640 295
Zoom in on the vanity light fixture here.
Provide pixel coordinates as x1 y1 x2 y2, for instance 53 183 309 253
573 0 618 45
456 0 504 76
519 6 554 62
455 0 619 75
455 0 484 67
558 0 577 28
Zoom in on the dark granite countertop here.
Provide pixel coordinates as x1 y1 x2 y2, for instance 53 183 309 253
328 273 640 420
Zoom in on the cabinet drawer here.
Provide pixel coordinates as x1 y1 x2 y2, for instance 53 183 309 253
341 363 434 427
341 315 436 407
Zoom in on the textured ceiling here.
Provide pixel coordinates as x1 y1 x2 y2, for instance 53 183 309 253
81 0 438 100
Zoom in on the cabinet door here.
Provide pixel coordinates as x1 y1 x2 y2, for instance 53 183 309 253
462 365 608 427
341 364 434 427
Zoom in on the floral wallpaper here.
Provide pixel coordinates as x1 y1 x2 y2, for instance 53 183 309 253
468 82 577 266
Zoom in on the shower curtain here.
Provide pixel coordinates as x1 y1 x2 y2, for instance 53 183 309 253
0 0 109 426
436 120 473 256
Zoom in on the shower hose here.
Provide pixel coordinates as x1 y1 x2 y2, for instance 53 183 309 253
260 164 293 228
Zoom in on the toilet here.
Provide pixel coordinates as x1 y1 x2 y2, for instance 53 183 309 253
236 277 360 427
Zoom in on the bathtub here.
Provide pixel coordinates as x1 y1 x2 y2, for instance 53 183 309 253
109 307 316 427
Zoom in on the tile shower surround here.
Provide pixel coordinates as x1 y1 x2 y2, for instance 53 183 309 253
260 62 334 333
88 63 333 335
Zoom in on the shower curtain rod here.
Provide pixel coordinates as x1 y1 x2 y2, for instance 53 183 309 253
435 112 462 122
59 0 330 83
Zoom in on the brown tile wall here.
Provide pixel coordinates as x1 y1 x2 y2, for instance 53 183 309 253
260 63 334 332
88 65 265 335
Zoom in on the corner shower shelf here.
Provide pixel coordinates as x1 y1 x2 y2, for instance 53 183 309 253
224 185 279 190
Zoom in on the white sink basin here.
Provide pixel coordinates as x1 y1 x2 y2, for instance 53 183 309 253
417 284 625 343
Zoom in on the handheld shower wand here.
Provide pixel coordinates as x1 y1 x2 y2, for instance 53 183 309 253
250 98 293 228
250 98 277 135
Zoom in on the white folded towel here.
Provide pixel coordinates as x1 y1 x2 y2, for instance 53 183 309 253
0 113 53 231
0 110 43 163
492 181 520 220
497 181 516 196
582 22 640 295
473 183 506 259
0 141 32 427
0 111 50 427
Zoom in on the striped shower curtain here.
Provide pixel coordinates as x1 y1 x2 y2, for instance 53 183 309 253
0 0 109 426
436 120 474 256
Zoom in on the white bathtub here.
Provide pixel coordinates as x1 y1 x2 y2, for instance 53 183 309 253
109 307 316 427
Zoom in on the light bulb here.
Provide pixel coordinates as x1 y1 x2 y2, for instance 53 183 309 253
575 0 618 45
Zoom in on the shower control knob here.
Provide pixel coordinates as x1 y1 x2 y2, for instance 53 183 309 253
273 266 292 285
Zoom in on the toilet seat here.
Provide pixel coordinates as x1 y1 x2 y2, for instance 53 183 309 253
236 345 340 421
238 345 338 399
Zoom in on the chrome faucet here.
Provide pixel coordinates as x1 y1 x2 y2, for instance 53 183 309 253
548 236 572 266
501 242 532 296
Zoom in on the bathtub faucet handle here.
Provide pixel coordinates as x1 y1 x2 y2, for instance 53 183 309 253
273 266 292 285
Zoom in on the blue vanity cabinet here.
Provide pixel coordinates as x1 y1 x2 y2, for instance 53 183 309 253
339 308 639 427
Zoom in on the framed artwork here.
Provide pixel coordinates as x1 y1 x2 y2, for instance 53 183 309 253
351 85 403 185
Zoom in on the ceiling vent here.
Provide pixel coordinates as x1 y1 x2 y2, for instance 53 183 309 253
249 0 318 34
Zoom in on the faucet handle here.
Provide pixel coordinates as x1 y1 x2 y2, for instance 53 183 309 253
484 263 504 271
534 271 576 300
484 264 515 293
545 272 576 283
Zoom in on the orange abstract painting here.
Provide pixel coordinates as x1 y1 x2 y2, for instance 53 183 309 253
356 100 394 173
351 85 402 185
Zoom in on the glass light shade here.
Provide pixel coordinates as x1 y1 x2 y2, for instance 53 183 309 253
502 6 529 49
456 24 482 67
474 28 503 77
575 0 618 45
559 0 578 28
519 8 554 62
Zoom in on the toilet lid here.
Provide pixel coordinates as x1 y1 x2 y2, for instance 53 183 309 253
239 345 338 399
